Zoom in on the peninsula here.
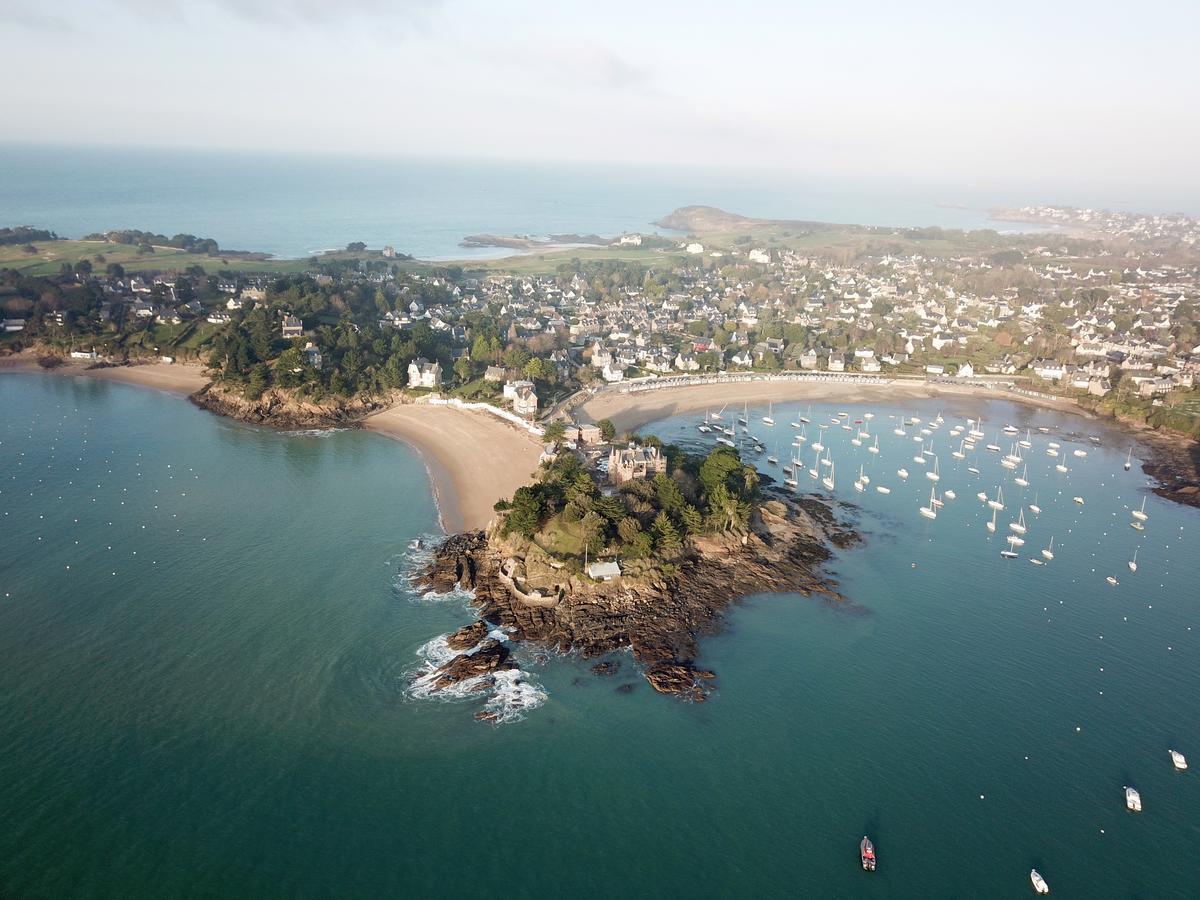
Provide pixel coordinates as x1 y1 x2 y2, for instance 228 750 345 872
413 441 858 713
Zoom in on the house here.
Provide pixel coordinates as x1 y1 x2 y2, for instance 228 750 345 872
685 242 704 254
748 248 771 264
226 297 244 311
799 349 820 370
674 352 700 371
133 301 156 318
504 380 538 416
408 358 442 389
586 561 621 581
601 362 625 383
70 349 99 360
617 234 642 246
731 349 754 368
827 352 845 372
1031 358 1066 381
924 363 945 375
860 358 882 373
2 319 26 332
484 365 506 382
207 311 232 324
281 315 303 339
608 444 667 484
561 427 600 448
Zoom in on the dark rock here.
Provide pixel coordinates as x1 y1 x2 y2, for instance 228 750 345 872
616 683 635 694
426 639 516 690
591 661 620 676
446 620 489 651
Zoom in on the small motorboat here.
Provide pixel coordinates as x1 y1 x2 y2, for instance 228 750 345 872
1125 786 1142 812
1106 575 1119 586
860 836 876 871
1170 750 1188 771
1073 497 1085 505
1031 869 1050 894
1000 550 1020 559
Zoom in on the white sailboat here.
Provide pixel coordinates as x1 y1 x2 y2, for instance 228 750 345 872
926 455 940 482
876 485 891 494
1131 497 1148 522
1124 445 1133 471
919 485 938 519
853 464 866 492
1041 536 1055 560
822 460 836 492
952 438 966 460
1055 460 1069 473
711 403 726 421
1014 463 1030 488
1019 429 1033 450
894 420 907 437
738 403 748 426
987 485 1005 511
986 507 997 533
1007 533 1025 547
1128 548 1138 573
762 402 775 426
897 467 909 480
868 435 880 455
798 405 812 424
1009 508 1027 535
1029 494 1042 515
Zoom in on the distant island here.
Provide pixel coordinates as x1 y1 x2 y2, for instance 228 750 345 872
414 440 859 714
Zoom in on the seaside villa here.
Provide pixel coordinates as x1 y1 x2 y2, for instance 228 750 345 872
608 444 667 485
407 358 443 389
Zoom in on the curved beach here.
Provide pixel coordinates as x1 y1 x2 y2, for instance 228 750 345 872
364 405 543 534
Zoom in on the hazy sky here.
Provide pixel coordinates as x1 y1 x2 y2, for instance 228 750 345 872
3 0 1198 186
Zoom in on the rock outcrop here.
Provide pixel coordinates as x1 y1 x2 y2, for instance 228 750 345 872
417 490 858 702
190 383 389 430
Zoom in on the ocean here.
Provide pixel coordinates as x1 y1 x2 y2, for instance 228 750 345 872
3 143 1199 260
1 374 1197 898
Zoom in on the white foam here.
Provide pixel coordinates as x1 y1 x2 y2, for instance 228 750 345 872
406 632 545 724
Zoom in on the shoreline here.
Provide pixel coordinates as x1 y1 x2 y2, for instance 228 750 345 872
364 404 543 534
0 351 210 395
577 379 1086 434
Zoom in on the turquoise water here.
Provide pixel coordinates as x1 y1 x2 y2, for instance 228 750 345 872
2 376 1199 898
5 144 1197 260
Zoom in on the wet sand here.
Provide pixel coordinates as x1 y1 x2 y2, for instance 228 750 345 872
0 352 210 395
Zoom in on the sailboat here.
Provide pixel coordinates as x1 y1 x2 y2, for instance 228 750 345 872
987 485 1005 511
1131 497 1148 522
894 420 907 437
1007 533 1025 547
986 507 997 532
1009 508 1027 535
711 403 726 421
952 439 966 460
926 455 940 482
1014 463 1030 488
798 405 812 424
762 403 775 426
1019 429 1033 450
808 451 820 480
1041 537 1055 560
1029 494 1042 515
919 485 938 519
868 435 880 455
1055 459 1069 474
822 460 836 491
853 464 866 492
738 403 748 426
897 467 909 479
1128 548 1139 573
1124 445 1133 471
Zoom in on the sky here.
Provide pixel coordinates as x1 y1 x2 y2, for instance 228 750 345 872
2 0 1198 188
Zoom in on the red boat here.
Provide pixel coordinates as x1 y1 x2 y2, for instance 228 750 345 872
860 836 876 871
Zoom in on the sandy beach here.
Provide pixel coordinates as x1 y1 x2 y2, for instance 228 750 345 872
0 352 210 396
365 405 544 534
577 378 1084 435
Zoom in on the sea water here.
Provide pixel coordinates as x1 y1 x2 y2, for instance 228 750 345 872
1 376 1198 898
5 144 1198 260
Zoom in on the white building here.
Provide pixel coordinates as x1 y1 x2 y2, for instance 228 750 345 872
407 357 443 389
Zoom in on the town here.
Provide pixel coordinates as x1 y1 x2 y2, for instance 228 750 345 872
2 206 1198 437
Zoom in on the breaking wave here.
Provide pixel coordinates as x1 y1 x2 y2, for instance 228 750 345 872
406 630 546 724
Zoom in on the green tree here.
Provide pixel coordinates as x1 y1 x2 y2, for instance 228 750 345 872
505 486 543 537
598 418 616 441
453 356 473 384
544 420 566 443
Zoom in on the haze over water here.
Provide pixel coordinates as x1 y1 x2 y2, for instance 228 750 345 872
4 144 1199 260
2 375 1197 897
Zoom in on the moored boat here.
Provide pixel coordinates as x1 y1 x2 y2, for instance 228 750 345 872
860 836 876 871
1125 786 1142 811
1031 869 1050 894
1170 749 1187 771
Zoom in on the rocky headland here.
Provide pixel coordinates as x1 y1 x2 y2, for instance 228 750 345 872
415 490 860 705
